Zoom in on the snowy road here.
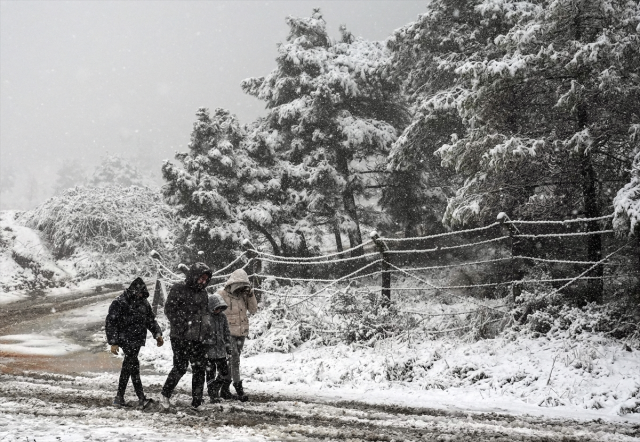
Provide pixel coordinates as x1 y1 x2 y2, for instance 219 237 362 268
0 291 638 441
1 372 639 441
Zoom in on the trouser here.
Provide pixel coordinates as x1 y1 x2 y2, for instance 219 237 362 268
223 336 245 383
161 339 207 407
117 345 144 399
205 356 229 398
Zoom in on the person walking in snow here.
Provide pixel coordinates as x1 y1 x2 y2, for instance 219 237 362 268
217 269 258 402
105 277 164 408
204 293 232 403
160 262 213 411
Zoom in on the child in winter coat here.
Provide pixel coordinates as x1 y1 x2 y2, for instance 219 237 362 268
204 293 232 403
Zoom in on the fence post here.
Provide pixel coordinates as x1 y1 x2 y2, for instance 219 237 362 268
242 239 263 303
498 212 520 303
370 231 391 307
149 250 164 315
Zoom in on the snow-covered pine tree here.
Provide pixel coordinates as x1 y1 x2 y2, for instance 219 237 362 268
614 151 640 237
384 0 509 236
162 108 250 266
389 0 639 303
439 0 639 303
90 153 151 188
243 118 319 257
242 10 406 252
162 108 311 266
54 159 86 195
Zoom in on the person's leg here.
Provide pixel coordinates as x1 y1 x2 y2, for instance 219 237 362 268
161 338 189 399
116 349 132 399
205 356 217 401
231 336 245 383
216 357 229 380
124 346 144 400
188 341 207 407
225 336 244 383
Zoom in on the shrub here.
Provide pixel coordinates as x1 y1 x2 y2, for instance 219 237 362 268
21 185 181 279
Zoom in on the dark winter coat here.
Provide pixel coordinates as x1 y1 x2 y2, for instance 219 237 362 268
105 277 162 347
205 294 231 359
164 262 214 342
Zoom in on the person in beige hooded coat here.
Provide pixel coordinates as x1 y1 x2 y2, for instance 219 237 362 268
218 269 258 401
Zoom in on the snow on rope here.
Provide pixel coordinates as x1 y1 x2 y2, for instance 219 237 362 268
514 230 614 238
541 241 633 300
379 222 500 242
388 263 509 314
385 236 510 255
506 214 613 225
250 240 373 261
400 309 490 317
253 251 380 266
513 256 604 265
286 259 384 307
153 259 184 281
384 257 511 273
249 269 384 284
211 252 248 276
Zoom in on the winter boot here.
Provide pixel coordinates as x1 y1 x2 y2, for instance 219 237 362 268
233 381 249 402
160 394 172 410
209 380 223 404
138 396 153 410
219 380 233 400
113 395 130 407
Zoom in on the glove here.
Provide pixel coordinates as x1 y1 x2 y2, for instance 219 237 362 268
156 336 164 347
110 345 119 355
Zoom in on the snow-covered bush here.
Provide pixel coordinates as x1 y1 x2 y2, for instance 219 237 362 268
518 302 640 346
21 185 181 279
330 286 400 344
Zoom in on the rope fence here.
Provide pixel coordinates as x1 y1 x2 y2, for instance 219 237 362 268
154 212 636 326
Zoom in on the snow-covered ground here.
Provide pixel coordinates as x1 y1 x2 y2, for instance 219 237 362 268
1 210 639 440
1 292 639 441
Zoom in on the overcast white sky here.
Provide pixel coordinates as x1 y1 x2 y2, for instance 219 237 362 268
0 1 427 209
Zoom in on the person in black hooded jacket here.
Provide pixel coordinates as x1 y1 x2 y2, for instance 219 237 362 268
160 262 213 410
105 277 163 408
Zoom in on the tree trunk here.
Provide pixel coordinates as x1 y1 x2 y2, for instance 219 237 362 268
336 150 363 255
580 151 603 304
247 221 281 256
333 218 344 253
343 190 364 255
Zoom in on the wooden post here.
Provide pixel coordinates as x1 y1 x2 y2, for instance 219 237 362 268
498 212 520 303
370 231 391 307
149 250 164 315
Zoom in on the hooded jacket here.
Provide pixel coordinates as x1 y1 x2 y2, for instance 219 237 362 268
218 269 258 337
205 294 231 359
164 262 213 342
105 277 162 347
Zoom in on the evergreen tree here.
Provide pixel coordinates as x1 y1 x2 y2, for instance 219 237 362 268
54 159 86 195
162 108 313 264
388 0 639 302
162 108 249 265
614 151 640 237
90 153 151 188
242 10 407 252
385 0 509 235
